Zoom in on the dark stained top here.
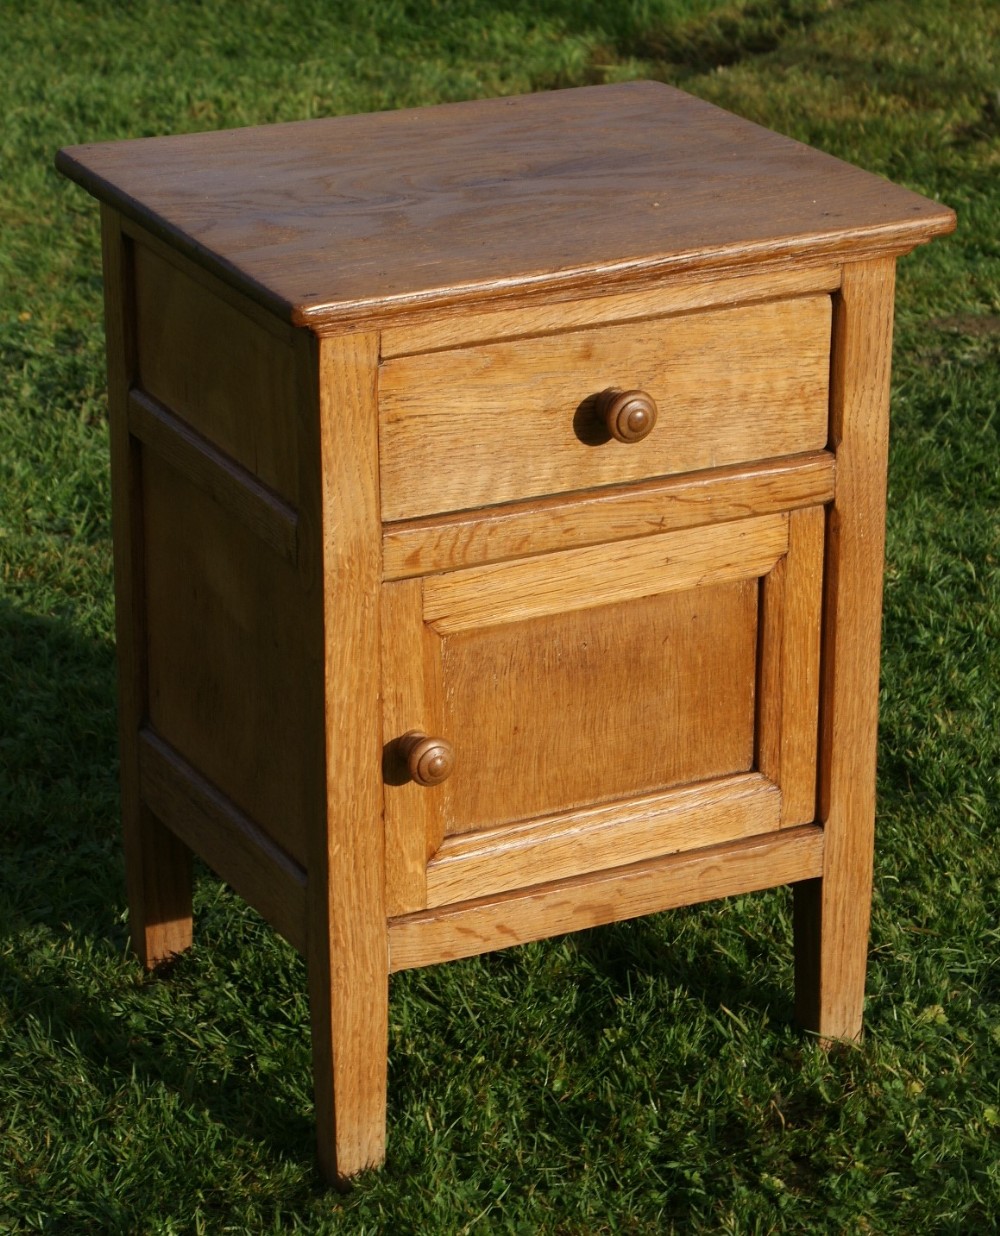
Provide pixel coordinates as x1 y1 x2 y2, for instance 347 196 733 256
57 81 955 330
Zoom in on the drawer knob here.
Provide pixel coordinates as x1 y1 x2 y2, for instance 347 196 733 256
597 388 658 443
400 731 455 787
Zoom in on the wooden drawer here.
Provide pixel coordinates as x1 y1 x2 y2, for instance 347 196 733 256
378 295 832 520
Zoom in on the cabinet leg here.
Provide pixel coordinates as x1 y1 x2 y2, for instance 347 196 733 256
793 869 871 1044
307 330 388 1184
123 802 193 969
308 948 388 1186
794 258 896 1047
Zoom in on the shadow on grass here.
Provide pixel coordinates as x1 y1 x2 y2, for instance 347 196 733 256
613 0 831 73
0 943 316 1165
570 908 796 1028
0 597 124 939
0 598 316 1166
525 0 838 88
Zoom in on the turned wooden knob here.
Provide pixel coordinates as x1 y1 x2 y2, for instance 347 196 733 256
400 731 455 787
596 388 658 443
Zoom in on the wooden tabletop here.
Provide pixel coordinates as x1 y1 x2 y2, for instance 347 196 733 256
57 81 955 330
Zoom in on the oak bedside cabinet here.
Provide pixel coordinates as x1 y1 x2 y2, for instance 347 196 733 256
57 81 954 1183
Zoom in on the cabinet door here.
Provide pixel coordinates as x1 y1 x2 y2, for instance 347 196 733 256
381 507 824 915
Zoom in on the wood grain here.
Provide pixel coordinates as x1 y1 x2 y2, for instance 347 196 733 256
127 388 299 564
426 773 780 907
132 241 300 502
58 83 954 329
382 452 836 579
380 266 842 358
101 206 193 968
307 333 389 1183
422 512 788 633
795 258 896 1045
389 825 825 972
138 729 307 953
379 296 831 520
757 505 826 826
436 581 758 835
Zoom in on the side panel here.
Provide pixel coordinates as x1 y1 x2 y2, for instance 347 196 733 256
142 452 317 867
133 242 301 501
121 221 322 914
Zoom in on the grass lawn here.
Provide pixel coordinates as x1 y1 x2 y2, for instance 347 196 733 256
2 0 998 1231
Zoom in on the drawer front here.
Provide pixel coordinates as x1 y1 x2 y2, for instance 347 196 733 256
381 505 825 916
379 295 831 521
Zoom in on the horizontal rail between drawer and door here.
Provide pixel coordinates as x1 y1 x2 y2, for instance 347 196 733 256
422 511 789 633
383 451 835 579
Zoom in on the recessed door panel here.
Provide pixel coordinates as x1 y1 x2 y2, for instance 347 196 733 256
438 581 756 834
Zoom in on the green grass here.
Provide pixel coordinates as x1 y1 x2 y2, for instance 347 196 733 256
2 0 998 1230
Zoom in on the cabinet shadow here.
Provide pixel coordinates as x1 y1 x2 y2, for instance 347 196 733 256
0 597 316 1166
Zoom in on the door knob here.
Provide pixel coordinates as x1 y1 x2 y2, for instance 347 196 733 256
399 731 455 787
596 388 658 443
